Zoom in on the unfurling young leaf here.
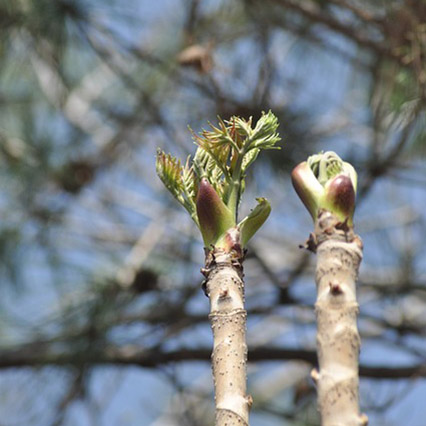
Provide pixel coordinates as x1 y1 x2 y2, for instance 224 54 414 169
291 161 324 221
238 198 271 246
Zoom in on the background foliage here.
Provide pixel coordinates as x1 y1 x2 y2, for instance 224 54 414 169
1 1 426 425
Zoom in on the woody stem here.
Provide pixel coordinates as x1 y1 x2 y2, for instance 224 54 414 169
311 210 368 426
203 246 251 425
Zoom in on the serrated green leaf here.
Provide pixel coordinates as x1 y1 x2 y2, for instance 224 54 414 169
249 111 281 151
156 149 198 222
156 149 184 198
242 148 260 172
193 147 228 198
233 116 253 139
182 155 197 207
191 119 237 153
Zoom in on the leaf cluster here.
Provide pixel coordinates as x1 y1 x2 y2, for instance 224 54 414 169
156 111 280 218
156 111 280 247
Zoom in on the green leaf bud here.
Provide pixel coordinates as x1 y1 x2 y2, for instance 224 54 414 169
292 151 357 224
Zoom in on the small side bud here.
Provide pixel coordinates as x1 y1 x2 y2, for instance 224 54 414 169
311 368 320 384
196 178 235 247
238 198 271 247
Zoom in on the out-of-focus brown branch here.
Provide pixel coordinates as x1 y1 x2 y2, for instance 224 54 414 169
359 99 424 198
267 0 394 57
267 0 426 81
327 0 380 24
1 345 425 379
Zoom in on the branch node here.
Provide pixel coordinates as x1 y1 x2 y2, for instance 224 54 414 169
329 281 343 295
246 394 253 408
311 368 320 384
219 288 230 300
201 280 209 297
359 413 369 425
300 232 317 252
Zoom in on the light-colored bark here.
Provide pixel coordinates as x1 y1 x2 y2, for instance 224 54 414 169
203 247 252 426
310 210 368 426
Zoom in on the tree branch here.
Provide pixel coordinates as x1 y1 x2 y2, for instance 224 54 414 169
1 345 425 379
